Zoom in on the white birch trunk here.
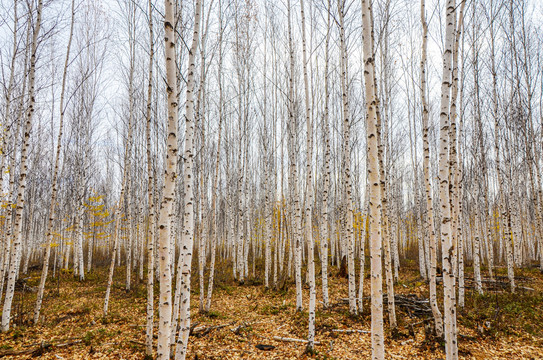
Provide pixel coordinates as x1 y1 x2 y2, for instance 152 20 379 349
174 0 201 357
2 0 43 332
473 217 483 295
361 0 384 357
438 1 458 358
299 0 315 349
286 0 303 312
320 0 332 309
204 22 224 307
420 0 444 336
145 1 155 353
32 0 74 325
155 0 181 356
338 0 357 316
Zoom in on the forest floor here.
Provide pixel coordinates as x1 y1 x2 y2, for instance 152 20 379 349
1 260 542 359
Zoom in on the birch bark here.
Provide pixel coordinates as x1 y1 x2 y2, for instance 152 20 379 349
299 0 316 348
2 0 43 332
174 0 201 357
145 0 155 354
338 0 357 316
420 0 443 336
438 0 458 358
155 0 181 356
361 0 384 357
320 0 332 309
33 0 75 325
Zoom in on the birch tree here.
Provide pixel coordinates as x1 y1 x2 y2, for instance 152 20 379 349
174 0 202 358
155 0 180 356
438 0 458 358
1 0 43 332
361 0 384 357
320 0 332 310
33 0 76 325
145 0 155 354
338 0 357 316
299 0 316 349
420 0 443 336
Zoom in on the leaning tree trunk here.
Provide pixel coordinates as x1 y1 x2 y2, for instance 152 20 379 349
32 0 74 325
1 12 32 301
0 0 19 190
1 0 43 333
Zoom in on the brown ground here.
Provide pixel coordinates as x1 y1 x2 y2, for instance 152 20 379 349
0 260 542 359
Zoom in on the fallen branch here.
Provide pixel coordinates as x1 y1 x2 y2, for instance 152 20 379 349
0 340 81 358
231 321 254 335
384 294 432 318
273 336 321 345
129 339 146 347
128 323 158 327
22 337 80 348
220 348 254 354
464 276 533 292
56 340 82 347
0 347 41 358
192 322 234 337
332 329 370 334
188 321 200 336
